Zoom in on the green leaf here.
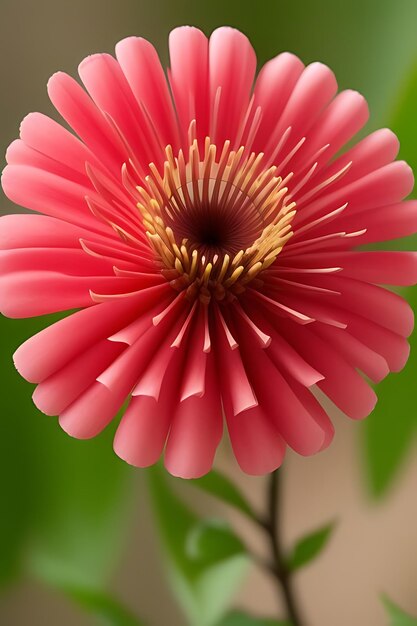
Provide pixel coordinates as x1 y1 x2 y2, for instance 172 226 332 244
27 415 133 590
362 345 417 497
0 313 135 604
362 287 417 497
64 585 146 626
286 523 335 572
384 597 417 625
216 611 291 626
148 466 248 626
186 519 245 566
362 60 417 497
369 61 417 249
389 61 417 200
0 314 63 585
188 470 256 520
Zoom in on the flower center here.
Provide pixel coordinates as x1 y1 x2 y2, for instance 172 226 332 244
137 136 296 303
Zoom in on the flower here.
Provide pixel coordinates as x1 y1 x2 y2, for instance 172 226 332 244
1 27 416 478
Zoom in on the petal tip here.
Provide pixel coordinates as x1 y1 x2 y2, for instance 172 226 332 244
13 346 37 383
46 71 68 95
164 455 213 479
32 386 56 416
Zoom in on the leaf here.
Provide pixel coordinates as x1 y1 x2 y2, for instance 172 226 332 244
26 415 134 590
362 285 417 497
362 60 417 497
0 312 135 603
0 314 61 585
148 466 248 626
216 611 291 626
362 346 417 497
286 523 335 572
186 519 245 565
384 597 417 625
64 585 146 626
389 61 417 201
188 471 256 520
369 60 417 249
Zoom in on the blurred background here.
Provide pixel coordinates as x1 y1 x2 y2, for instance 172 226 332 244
1 1 417 624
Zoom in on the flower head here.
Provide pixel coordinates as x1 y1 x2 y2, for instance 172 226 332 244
1 27 416 477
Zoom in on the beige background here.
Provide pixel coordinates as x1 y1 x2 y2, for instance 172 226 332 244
1 0 417 624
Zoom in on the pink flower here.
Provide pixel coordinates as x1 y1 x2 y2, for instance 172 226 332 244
1 27 416 478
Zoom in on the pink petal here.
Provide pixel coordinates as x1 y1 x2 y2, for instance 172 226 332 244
272 62 338 155
47 71 125 175
283 322 377 420
6 139 89 186
243 299 323 386
2 164 112 235
179 305 209 401
235 330 328 455
60 324 172 439
290 89 369 176
296 251 417 286
96 298 187 392
18 112 102 180
0 248 114 276
168 26 210 145
295 161 414 229
33 339 125 415
0 271 151 317
303 274 414 337
252 52 304 155
329 200 417 245
116 36 179 152
113 394 172 467
209 27 257 147
317 128 400 190
0 214 107 250
13 285 169 382
131 303 193 400
213 307 257 415
226 402 286 475
286 380 334 451
78 53 162 171
164 356 223 478
341 311 410 373
59 380 126 439
313 323 389 383
60 304 187 440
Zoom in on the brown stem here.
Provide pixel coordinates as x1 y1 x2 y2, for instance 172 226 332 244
263 469 305 626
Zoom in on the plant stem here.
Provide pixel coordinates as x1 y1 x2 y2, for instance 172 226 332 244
263 469 305 626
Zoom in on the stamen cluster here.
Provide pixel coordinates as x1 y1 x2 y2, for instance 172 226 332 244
137 132 296 303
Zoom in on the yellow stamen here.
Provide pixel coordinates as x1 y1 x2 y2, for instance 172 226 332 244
136 134 297 303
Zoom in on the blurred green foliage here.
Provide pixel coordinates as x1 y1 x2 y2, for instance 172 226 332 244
384 597 417 625
390 62 417 193
363 62 417 497
63 586 144 626
216 613 290 626
363 313 417 496
285 523 335 573
148 466 248 626
0 314 136 617
188 470 256 521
